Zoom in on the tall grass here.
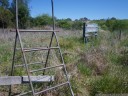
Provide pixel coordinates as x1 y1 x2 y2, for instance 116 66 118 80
58 29 128 96
0 28 128 95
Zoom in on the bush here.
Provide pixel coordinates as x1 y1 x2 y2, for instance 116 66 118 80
57 20 72 29
72 21 83 30
34 14 52 27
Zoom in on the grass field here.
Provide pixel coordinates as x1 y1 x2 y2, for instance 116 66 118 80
0 28 128 96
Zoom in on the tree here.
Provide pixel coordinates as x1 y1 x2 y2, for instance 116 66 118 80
10 0 30 28
79 17 88 22
65 18 72 21
57 19 72 29
18 4 30 28
110 17 117 20
72 21 83 30
0 0 9 8
112 20 128 40
106 19 116 31
0 7 13 26
34 14 52 27
0 0 13 28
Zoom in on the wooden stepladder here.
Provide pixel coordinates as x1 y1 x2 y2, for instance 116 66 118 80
0 0 74 96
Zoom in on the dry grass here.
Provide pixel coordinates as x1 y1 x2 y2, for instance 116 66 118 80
78 48 108 75
0 28 128 95
0 28 79 96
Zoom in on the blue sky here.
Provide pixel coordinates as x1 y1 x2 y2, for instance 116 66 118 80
29 0 127 20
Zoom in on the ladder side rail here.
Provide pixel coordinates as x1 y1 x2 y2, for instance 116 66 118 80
43 0 57 75
50 0 74 96
9 0 19 95
11 0 35 95
17 29 35 96
9 32 18 96
53 32 75 96
43 32 54 75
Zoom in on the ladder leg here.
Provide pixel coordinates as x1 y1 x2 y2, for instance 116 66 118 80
54 34 74 96
43 0 57 75
9 32 18 96
17 30 35 96
51 0 74 95
52 23 74 96
43 32 54 75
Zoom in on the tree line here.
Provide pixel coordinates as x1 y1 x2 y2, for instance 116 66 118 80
0 0 88 30
94 17 128 40
94 17 128 32
0 0 128 31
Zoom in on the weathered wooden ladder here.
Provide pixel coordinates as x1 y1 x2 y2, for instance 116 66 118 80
0 0 74 96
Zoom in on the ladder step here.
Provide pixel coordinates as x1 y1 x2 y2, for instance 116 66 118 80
10 29 59 32
16 47 59 52
14 62 45 67
0 76 54 85
30 64 64 73
35 81 69 95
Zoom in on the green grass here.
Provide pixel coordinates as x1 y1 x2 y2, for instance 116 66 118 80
58 30 128 95
59 37 85 50
0 43 12 75
0 29 128 96
89 75 128 96
77 63 92 76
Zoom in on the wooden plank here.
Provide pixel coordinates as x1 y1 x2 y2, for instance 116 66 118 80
22 76 54 83
85 32 98 37
10 29 59 32
85 24 98 33
85 27 98 33
0 76 21 85
84 23 98 38
0 76 54 85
